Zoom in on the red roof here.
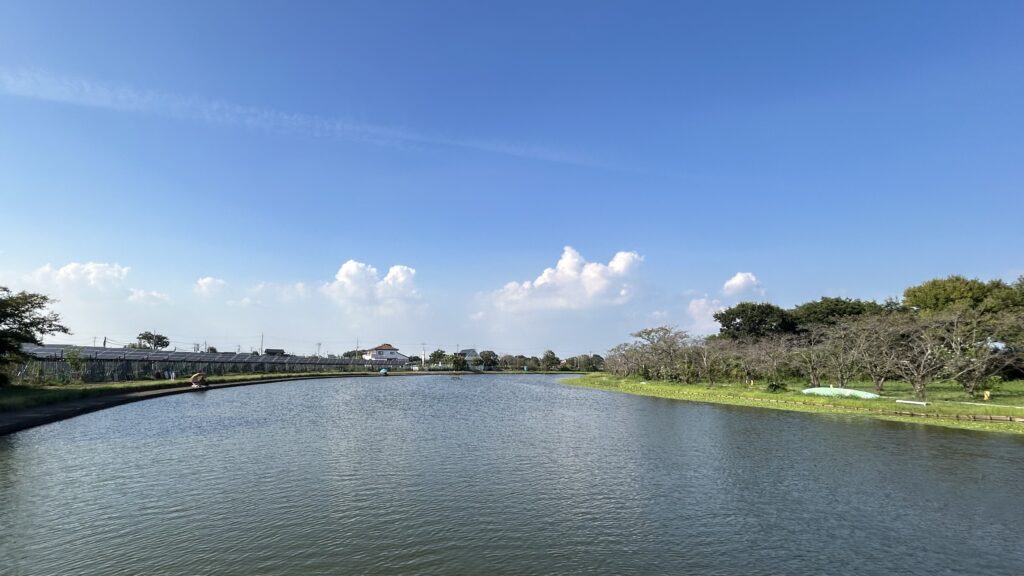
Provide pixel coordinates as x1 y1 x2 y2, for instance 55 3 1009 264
371 343 398 350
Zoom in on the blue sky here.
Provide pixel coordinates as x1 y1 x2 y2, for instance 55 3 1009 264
1 1 1022 356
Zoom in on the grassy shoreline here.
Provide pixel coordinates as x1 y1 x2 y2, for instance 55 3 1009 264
0 372 378 412
564 374 1024 435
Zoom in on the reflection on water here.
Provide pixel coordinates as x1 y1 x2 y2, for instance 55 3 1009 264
1 375 1022 575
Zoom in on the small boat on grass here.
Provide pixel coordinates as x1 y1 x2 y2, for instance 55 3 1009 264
801 387 879 399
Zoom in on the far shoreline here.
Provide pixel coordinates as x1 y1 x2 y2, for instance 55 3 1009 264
564 374 1024 435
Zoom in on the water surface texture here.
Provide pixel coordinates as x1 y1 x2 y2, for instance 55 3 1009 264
2 375 1022 575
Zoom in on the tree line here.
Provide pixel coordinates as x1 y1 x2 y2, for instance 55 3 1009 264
416 349 603 372
605 276 1024 399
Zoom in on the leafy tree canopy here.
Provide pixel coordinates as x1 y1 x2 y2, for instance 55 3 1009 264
903 275 1003 313
0 287 70 385
713 302 797 340
479 350 499 369
136 331 170 350
541 350 560 370
446 354 468 371
791 297 884 327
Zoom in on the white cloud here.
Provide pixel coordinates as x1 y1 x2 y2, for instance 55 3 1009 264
127 288 170 304
226 297 256 308
722 272 762 296
0 69 596 167
489 246 642 312
194 276 226 296
376 266 417 301
321 260 419 315
279 282 309 302
687 297 725 335
29 262 130 290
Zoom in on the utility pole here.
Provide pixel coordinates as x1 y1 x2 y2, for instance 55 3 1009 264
421 342 426 368
316 342 322 357
103 336 107 348
260 333 264 355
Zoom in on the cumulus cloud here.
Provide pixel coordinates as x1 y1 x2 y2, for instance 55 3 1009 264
127 288 170 304
29 262 130 290
321 260 419 314
687 297 725 334
194 276 226 296
488 246 642 312
722 272 762 296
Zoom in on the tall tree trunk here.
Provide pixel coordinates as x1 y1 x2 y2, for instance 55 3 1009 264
912 379 927 400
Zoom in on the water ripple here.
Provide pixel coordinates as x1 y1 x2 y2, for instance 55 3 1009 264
2 375 1023 575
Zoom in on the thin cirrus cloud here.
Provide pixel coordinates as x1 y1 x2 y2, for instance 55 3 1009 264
223 281 310 307
486 246 643 313
0 69 596 167
251 281 310 303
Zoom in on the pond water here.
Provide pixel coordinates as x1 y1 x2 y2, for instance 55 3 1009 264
1 374 1022 575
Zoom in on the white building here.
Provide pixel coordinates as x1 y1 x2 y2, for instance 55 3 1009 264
362 343 408 362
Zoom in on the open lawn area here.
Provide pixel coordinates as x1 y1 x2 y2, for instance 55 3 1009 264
566 374 1024 434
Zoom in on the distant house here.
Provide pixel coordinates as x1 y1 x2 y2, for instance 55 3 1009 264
264 348 286 356
362 344 408 362
457 349 480 362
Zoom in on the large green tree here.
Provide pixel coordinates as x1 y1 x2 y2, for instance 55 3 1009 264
445 353 468 371
713 302 797 340
136 331 170 350
0 287 71 386
903 276 999 313
541 350 560 370
478 350 499 370
791 297 883 327
428 349 447 365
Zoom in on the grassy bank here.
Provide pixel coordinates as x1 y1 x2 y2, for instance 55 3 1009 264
565 374 1024 434
0 372 372 412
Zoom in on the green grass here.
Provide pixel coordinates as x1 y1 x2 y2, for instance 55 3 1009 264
564 374 1024 435
0 372 368 412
